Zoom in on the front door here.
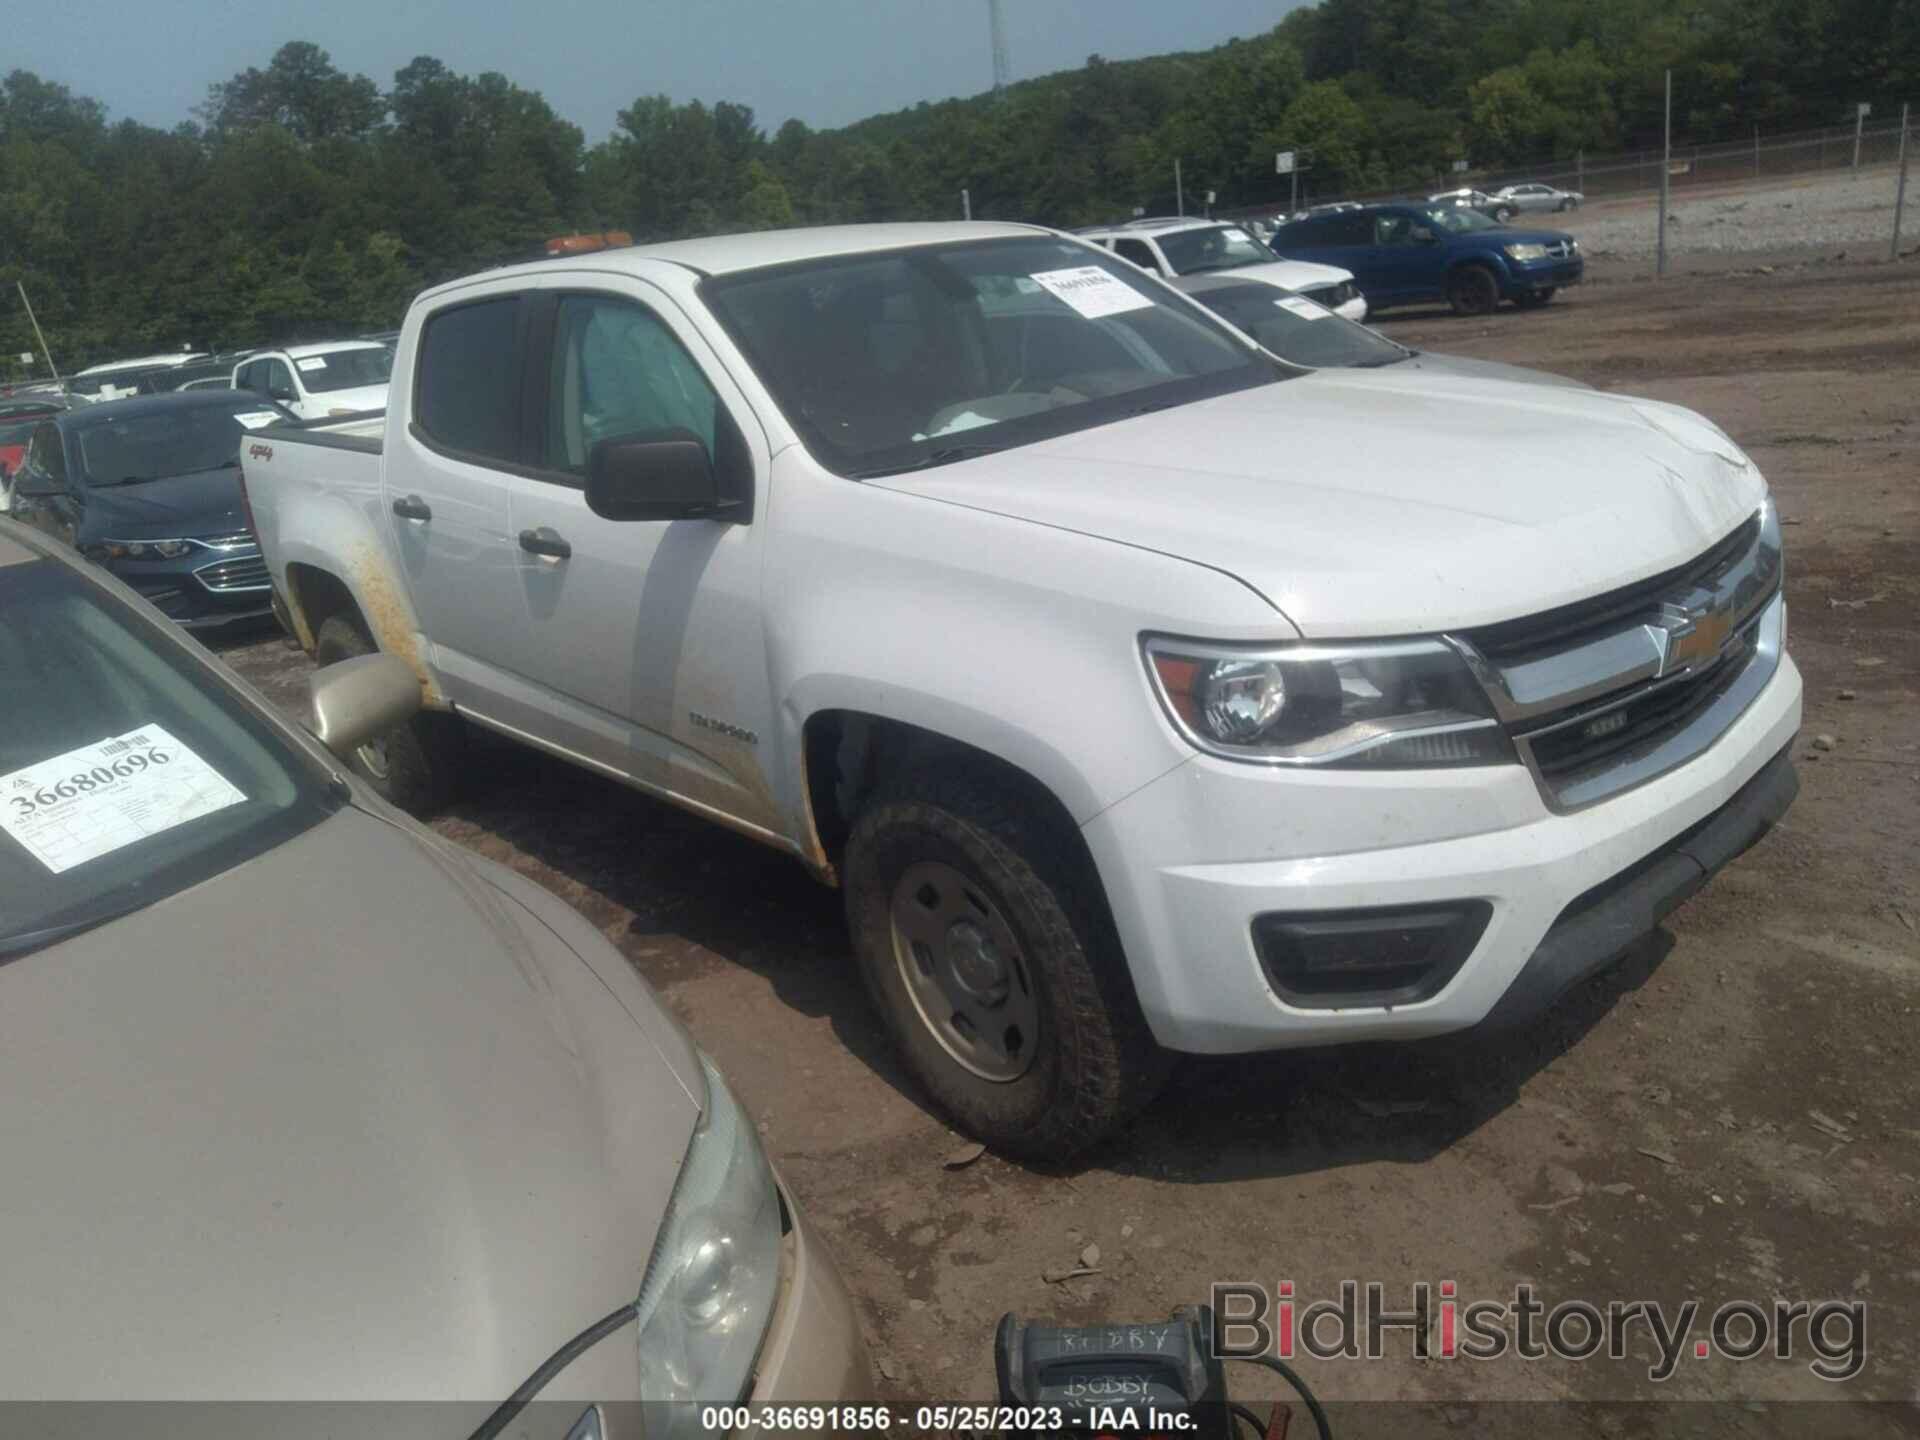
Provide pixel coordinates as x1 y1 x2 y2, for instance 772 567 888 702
491 284 782 835
1367 210 1449 304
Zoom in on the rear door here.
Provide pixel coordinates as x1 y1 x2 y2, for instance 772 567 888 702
380 291 531 713
486 280 781 834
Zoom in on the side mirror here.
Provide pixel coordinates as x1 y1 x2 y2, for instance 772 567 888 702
269 385 295 402
307 652 421 760
585 427 727 522
12 469 54 497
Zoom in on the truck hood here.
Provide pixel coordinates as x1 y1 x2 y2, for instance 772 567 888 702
304 382 388 416
1217 257 1354 291
870 369 1765 636
0 805 699 1400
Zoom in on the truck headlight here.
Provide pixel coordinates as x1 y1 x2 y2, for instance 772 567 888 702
1144 636 1512 767
637 1053 783 1432
1504 243 1549 261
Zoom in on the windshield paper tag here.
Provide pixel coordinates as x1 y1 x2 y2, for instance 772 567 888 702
1275 296 1330 320
1030 266 1154 320
294 356 327 372
233 411 281 429
0 727 246 874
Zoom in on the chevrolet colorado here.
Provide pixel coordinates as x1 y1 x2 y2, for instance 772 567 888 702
242 223 1799 1156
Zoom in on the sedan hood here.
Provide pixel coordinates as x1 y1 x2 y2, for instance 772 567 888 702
80 465 246 539
871 370 1765 636
1474 224 1573 247
0 805 699 1400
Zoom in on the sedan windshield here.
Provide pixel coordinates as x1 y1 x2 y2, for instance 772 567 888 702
296 347 393 395
1154 225 1278 275
74 400 282 486
703 237 1278 477
1187 285 1407 369
0 555 340 957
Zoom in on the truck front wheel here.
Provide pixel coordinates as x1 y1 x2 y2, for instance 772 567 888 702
842 765 1169 1158
313 616 465 816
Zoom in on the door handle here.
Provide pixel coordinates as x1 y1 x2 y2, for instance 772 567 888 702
518 526 572 560
391 494 432 521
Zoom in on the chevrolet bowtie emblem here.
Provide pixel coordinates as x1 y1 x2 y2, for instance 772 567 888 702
1653 589 1735 674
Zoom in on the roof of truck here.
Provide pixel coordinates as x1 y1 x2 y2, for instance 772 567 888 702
431 222 1056 299
253 340 391 361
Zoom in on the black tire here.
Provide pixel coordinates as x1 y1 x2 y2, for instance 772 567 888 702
313 616 465 815
1513 287 1556 309
1447 264 1502 316
842 763 1170 1159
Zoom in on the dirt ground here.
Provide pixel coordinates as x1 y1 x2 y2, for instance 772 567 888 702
213 255 1920 1432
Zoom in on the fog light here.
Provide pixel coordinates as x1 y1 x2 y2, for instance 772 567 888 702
1253 901 1492 1009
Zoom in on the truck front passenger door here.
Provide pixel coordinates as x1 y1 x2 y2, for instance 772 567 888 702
491 287 781 836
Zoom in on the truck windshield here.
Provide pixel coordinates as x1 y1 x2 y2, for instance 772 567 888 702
703 236 1280 478
0 555 341 958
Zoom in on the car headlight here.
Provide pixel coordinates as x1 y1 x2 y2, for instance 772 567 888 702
1504 243 1549 262
637 1053 783 1432
98 537 194 559
1144 636 1512 767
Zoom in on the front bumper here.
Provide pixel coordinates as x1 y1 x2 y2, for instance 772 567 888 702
1509 256 1584 293
1083 647 1801 1053
106 546 275 628
748 1177 875 1406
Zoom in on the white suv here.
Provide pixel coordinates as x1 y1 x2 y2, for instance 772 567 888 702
1082 217 1369 320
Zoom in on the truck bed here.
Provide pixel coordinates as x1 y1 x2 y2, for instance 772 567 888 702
264 412 385 454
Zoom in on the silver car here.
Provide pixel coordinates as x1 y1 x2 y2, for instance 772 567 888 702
1488 181 1584 218
0 519 870 1430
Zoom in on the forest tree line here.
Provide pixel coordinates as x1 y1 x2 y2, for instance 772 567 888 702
3 0 1913 367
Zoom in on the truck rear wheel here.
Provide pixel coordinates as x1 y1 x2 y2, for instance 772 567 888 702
313 616 465 816
842 763 1169 1159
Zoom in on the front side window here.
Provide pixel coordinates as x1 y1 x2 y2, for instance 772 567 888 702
295 347 394 395
0 557 339 957
1154 225 1276 276
1111 238 1159 272
705 236 1277 479
1422 205 1502 234
541 296 720 475
414 296 522 464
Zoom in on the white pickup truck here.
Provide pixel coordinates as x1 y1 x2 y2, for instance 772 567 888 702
243 222 1800 1156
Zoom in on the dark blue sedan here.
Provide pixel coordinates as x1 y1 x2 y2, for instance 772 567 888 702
4 390 293 628
1271 202 1583 316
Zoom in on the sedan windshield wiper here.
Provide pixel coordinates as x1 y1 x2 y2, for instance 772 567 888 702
848 443 1004 478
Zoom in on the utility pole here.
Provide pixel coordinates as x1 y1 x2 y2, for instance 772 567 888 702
1893 103 1911 261
1175 158 1184 216
1658 70 1671 279
15 281 59 380
961 188 971 221
1754 124 1761 179
1854 102 1869 168
1576 149 1584 194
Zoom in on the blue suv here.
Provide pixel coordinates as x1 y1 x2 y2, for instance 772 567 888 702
1271 202 1583 316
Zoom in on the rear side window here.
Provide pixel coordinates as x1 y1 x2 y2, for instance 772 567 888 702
414 297 522 464
1112 238 1159 272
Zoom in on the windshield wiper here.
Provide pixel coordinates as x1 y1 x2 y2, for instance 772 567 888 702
848 443 1004 478
0 900 150 958
94 474 157 487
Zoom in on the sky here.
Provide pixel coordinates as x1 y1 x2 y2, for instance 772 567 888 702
13 0 1302 142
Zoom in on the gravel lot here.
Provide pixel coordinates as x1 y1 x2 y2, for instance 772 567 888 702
1555 165 1916 262
213 253 1919 1433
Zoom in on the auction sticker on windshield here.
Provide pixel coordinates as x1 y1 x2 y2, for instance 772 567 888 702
1030 266 1154 320
233 411 280 429
1 727 245 874
295 356 328 372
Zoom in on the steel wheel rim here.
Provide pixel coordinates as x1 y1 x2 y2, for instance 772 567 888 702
888 860 1040 1082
